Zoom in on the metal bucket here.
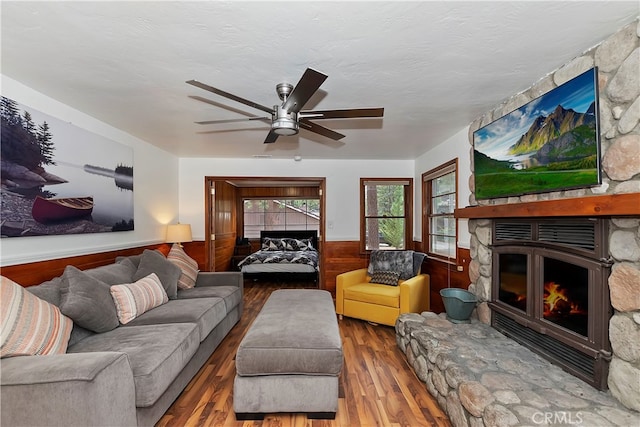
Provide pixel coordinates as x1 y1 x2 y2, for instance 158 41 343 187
440 288 477 324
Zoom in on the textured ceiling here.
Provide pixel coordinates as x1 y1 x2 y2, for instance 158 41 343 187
1 1 638 160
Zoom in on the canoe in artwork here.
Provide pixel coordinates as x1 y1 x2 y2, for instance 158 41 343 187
31 196 94 223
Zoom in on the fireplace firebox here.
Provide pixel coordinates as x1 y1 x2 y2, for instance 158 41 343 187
489 218 612 390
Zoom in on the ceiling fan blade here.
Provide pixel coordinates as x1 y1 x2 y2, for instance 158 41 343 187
301 107 384 119
299 119 345 141
282 68 328 114
186 79 273 114
195 117 269 125
264 129 280 144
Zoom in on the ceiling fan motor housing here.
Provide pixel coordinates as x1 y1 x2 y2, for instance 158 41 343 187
272 104 298 135
276 82 294 101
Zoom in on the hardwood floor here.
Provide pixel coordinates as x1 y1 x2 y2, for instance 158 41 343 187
156 281 451 427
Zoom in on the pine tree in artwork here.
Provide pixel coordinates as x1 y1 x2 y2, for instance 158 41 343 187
23 111 36 136
37 121 56 166
1 96 22 125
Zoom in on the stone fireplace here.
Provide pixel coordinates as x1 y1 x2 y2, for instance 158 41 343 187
462 19 640 412
490 217 612 390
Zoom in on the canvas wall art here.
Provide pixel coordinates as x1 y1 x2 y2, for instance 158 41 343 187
473 67 601 200
1 96 134 237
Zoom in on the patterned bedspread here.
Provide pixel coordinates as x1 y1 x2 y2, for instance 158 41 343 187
237 249 320 271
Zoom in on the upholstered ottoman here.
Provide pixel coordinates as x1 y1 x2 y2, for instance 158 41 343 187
234 289 343 420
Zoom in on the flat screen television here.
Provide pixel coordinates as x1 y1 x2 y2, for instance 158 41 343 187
473 67 601 200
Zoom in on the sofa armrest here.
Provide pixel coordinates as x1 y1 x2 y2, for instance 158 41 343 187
399 273 430 314
1 352 137 427
196 271 243 288
336 268 369 315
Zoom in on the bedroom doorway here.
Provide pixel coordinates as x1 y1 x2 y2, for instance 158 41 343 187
204 176 326 289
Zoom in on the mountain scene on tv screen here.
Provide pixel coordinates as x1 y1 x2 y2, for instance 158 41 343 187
473 68 599 199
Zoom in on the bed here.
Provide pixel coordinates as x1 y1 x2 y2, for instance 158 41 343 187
238 230 319 284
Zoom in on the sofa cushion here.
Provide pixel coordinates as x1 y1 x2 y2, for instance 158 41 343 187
25 277 63 307
166 244 199 290
343 283 400 308
177 285 242 313
1 276 73 357
370 270 401 286
110 273 168 324
84 261 136 285
59 266 120 333
68 323 200 407
133 249 181 299
123 297 226 342
116 254 142 269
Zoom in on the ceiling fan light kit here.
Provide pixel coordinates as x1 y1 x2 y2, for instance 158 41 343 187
187 68 384 145
272 105 299 136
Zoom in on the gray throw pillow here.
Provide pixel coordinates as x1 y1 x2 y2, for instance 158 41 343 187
85 261 136 285
59 265 120 333
133 249 181 299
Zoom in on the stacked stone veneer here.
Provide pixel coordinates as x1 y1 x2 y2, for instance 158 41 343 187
465 19 640 412
396 313 640 427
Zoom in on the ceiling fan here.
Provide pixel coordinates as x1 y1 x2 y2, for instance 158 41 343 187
187 68 384 144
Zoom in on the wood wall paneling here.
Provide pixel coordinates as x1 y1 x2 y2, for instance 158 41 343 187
423 247 471 314
238 186 320 198
212 180 238 271
323 241 369 294
2 243 170 287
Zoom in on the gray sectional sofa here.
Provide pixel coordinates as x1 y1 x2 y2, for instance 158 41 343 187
1 250 243 427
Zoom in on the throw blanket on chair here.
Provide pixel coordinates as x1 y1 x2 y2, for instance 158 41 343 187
367 250 427 280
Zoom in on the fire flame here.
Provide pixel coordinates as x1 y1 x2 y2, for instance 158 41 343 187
543 281 584 317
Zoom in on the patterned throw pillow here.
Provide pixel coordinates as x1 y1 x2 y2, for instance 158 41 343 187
369 270 401 286
110 273 168 324
262 237 286 251
283 238 313 251
167 244 199 289
1 276 73 358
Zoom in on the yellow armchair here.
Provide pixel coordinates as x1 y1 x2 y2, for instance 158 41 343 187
336 267 430 327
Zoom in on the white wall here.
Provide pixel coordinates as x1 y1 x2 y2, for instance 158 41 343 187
414 127 472 249
178 157 414 241
0 76 180 266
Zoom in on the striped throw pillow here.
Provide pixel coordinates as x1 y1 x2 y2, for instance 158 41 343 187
167 244 199 289
110 273 168 324
1 276 73 358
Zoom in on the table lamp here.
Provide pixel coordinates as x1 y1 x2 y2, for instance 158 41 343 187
166 224 192 248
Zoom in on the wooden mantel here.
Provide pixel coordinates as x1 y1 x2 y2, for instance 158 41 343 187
455 193 640 219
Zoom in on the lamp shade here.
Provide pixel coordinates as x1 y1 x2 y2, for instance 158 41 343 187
166 224 193 244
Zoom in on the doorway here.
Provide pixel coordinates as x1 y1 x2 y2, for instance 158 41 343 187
204 176 326 289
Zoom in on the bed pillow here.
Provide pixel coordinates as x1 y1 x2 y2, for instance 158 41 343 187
133 249 181 299
283 238 314 251
110 273 168 324
59 265 120 333
1 276 73 358
369 270 401 286
167 244 199 289
261 237 286 251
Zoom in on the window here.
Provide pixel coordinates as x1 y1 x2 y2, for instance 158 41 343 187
243 199 320 238
423 159 457 260
360 178 413 252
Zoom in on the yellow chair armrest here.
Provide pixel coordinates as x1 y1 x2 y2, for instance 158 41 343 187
337 268 369 288
336 268 369 315
399 274 430 314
